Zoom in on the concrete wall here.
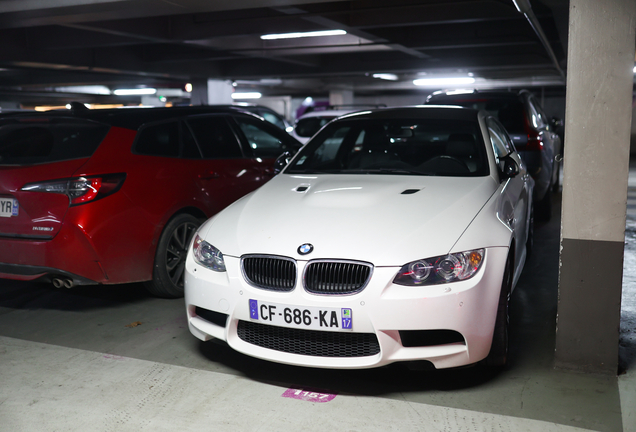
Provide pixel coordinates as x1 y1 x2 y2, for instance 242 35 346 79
632 97 636 157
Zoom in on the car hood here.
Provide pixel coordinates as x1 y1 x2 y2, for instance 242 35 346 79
202 173 498 266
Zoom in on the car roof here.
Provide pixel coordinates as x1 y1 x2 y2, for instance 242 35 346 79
426 90 530 103
296 104 388 120
333 105 480 122
296 109 357 120
209 104 281 116
0 105 259 130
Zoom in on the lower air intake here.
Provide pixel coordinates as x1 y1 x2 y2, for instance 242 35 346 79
237 320 380 357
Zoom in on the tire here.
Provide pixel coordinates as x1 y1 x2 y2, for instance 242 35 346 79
145 213 201 298
485 254 513 367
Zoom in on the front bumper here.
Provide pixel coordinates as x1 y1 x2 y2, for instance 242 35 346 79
185 247 508 370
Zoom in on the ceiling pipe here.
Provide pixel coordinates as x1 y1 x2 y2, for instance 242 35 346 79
512 0 565 79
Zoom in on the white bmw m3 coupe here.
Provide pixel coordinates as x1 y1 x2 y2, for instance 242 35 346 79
184 106 534 370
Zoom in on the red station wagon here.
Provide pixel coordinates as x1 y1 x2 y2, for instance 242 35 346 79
0 105 301 297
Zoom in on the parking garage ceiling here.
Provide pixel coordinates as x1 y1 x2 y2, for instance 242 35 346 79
0 0 570 105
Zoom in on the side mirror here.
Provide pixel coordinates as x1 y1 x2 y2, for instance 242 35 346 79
551 117 564 128
499 155 519 180
274 151 294 174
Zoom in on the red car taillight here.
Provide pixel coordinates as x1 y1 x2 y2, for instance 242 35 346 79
523 115 544 152
525 129 544 151
21 173 126 206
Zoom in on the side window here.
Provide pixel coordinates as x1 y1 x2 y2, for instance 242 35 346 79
526 96 545 129
487 118 512 161
259 111 286 130
530 96 549 129
235 117 290 158
181 123 201 159
295 117 331 138
135 121 180 157
186 116 242 159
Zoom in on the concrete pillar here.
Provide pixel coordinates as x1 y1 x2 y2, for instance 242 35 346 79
189 79 233 105
190 79 209 105
555 0 636 375
207 80 233 105
329 89 353 107
631 101 636 157
141 95 164 107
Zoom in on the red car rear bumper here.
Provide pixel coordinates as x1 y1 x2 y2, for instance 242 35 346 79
0 221 108 284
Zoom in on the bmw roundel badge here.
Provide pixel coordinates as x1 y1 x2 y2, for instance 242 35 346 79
297 243 314 255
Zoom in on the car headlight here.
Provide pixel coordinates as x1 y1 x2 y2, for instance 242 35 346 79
393 249 485 286
192 234 226 272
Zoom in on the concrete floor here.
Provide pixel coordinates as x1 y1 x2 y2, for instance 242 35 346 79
1 172 635 432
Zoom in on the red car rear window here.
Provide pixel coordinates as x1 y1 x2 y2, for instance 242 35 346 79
0 117 110 165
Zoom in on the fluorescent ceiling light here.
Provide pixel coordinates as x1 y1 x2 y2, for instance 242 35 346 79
413 77 475 86
232 92 262 100
261 30 346 40
373 73 398 81
113 88 157 96
633 66 636 73
55 85 111 95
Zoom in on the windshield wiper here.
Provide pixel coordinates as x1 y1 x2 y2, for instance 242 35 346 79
285 168 342 174
344 168 430 176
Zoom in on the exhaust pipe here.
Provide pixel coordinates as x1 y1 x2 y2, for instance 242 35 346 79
52 277 75 289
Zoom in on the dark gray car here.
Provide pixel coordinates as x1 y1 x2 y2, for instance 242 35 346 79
426 90 562 220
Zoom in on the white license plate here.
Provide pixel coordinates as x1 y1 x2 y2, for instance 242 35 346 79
249 299 352 331
0 198 18 218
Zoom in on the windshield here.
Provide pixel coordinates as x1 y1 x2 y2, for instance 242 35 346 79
294 116 338 138
285 118 489 177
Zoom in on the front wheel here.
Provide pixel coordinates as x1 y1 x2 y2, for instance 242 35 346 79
485 254 513 367
145 213 201 298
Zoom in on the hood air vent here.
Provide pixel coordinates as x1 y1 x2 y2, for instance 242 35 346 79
401 189 421 195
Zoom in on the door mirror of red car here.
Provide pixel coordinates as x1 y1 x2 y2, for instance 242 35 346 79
274 151 295 174
499 155 519 180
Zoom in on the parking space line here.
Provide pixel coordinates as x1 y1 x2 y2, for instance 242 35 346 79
0 336 594 432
